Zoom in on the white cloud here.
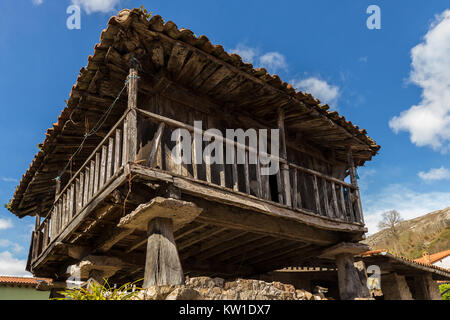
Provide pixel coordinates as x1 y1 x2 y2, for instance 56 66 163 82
362 184 450 235
0 251 31 277
1 177 18 183
0 219 13 230
418 166 450 181
71 0 120 14
32 0 43 5
229 44 258 64
259 52 288 72
389 10 450 152
229 44 287 73
291 77 340 106
0 240 24 253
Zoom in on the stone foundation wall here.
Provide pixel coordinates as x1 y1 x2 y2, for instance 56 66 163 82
136 277 326 300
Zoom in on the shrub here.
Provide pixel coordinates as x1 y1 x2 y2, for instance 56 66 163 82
55 279 142 300
439 283 450 301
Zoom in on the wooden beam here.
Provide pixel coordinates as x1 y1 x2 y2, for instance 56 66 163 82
193 198 340 245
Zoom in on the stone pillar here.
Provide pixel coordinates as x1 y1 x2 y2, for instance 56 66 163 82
335 253 371 300
319 242 371 300
413 273 441 300
380 273 413 300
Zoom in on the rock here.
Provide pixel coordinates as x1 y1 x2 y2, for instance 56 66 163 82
304 291 313 300
138 276 324 301
166 287 201 300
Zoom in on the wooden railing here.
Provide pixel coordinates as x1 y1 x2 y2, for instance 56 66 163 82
31 112 130 262
136 108 364 224
29 107 364 265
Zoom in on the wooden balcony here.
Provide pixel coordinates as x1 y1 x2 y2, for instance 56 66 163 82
28 106 366 277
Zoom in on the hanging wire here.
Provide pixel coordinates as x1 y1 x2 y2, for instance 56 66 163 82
55 75 132 181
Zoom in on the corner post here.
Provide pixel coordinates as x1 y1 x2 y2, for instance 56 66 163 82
126 64 138 164
347 147 364 224
277 107 291 206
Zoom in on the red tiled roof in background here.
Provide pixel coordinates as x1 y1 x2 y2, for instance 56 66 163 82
359 249 450 274
0 276 52 288
414 250 450 265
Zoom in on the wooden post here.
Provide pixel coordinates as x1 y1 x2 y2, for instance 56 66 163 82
35 213 41 230
347 148 364 224
126 67 138 164
55 178 61 201
278 108 291 206
143 217 184 287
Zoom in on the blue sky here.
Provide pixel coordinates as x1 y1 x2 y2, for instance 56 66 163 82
1 0 449 276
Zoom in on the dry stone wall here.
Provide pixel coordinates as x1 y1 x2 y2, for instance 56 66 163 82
136 276 326 300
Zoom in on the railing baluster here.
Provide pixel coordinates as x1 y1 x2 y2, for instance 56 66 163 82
191 134 198 179
75 177 81 213
89 161 95 199
218 152 226 188
94 153 100 194
276 167 284 204
331 182 340 219
205 152 212 183
114 129 122 173
312 175 322 216
70 184 75 220
255 151 262 198
122 119 129 166
100 146 107 189
292 169 298 209
243 149 250 194
347 189 355 222
107 137 114 181
43 220 49 248
322 179 331 217
232 146 239 192
80 172 86 208
83 167 90 205
339 185 347 221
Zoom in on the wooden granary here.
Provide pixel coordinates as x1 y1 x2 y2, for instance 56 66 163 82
9 9 380 299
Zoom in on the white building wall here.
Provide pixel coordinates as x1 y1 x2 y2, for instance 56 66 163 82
432 255 450 270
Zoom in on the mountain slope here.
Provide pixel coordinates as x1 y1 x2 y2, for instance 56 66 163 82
364 207 450 259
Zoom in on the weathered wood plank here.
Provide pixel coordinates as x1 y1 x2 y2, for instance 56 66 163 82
312 175 322 216
114 129 122 173
147 122 165 167
331 182 340 219
100 145 107 189
243 150 250 194
292 169 298 209
255 151 262 198
89 161 95 199
106 137 114 181
93 153 100 194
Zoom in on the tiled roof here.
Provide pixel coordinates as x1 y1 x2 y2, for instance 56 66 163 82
414 250 450 265
8 8 380 217
0 276 52 288
360 249 450 276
